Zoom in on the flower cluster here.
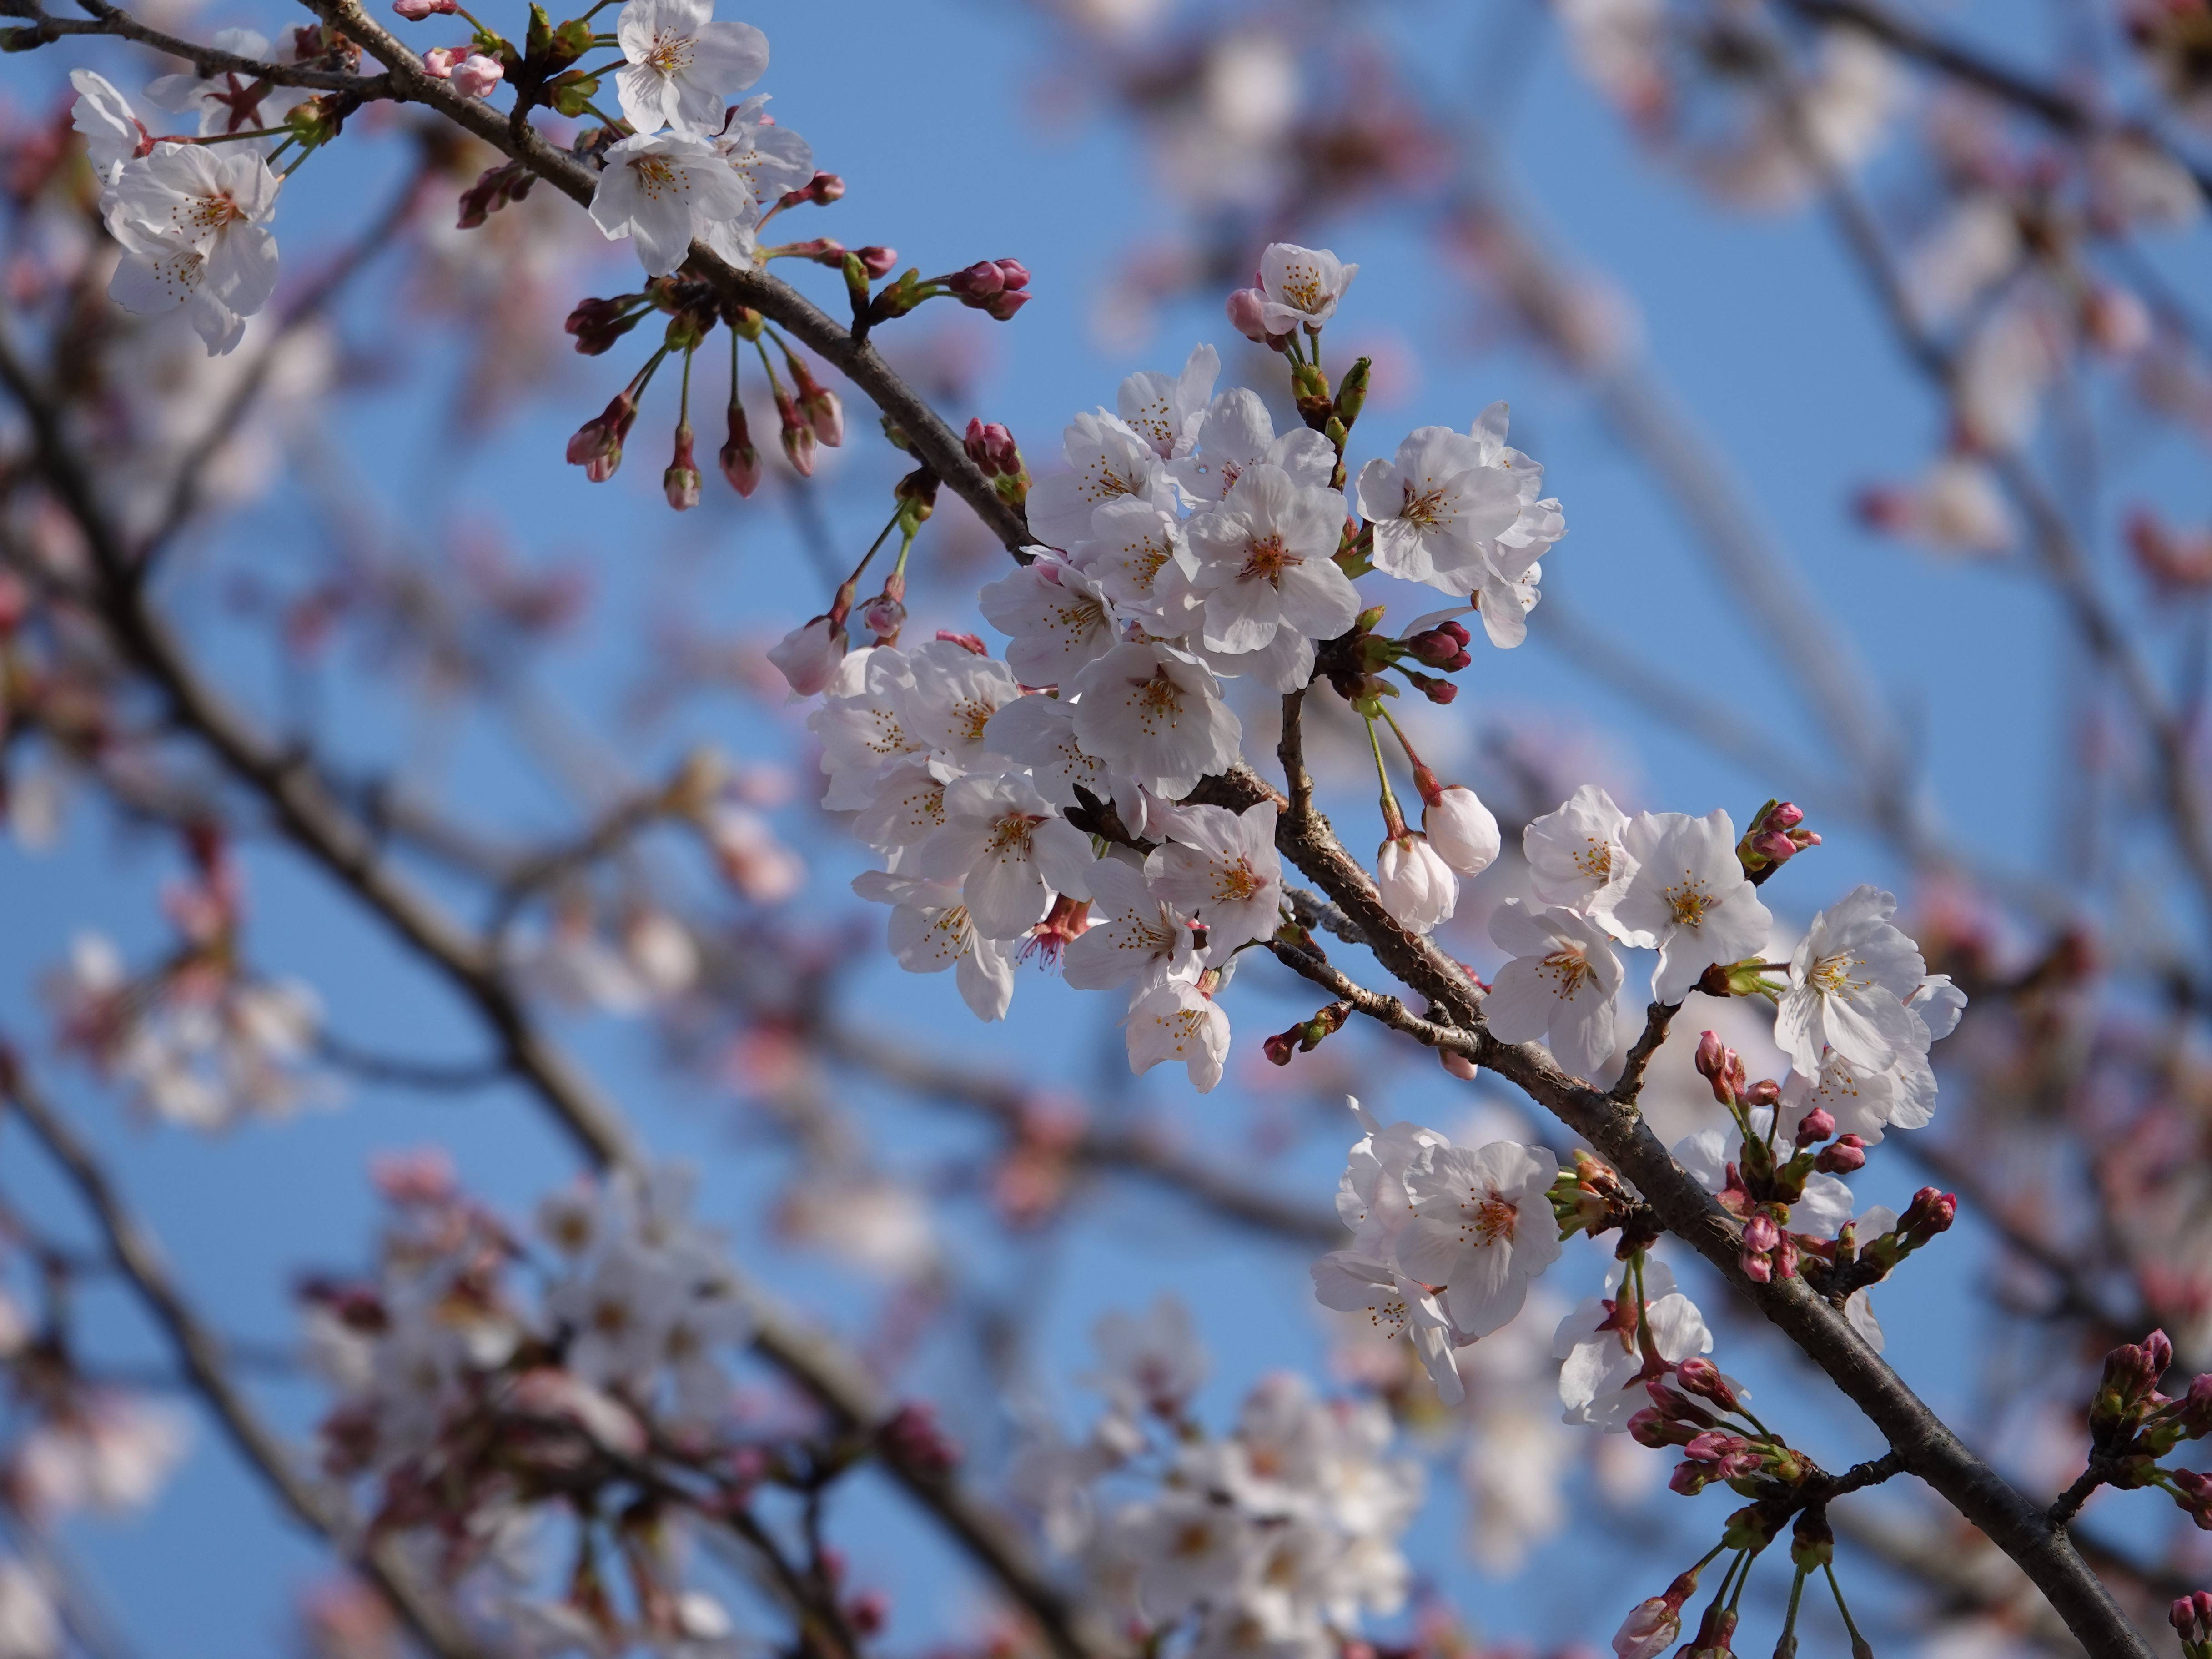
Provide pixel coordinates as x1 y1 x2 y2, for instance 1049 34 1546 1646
777 245 1553 1083
303 1155 760 1647
43 833 326 1129
1015 1297 1421 1659
1310 1098 1562 1403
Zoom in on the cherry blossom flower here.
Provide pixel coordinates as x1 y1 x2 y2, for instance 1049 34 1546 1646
852 870 1017 1020
1126 973 1231 1091
1064 856 1201 992
1375 831 1457 934
1254 242 1357 334
1117 343 1219 460
1355 426 1523 591
1026 410 1176 550
613 0 769 136
1423 785 1501 876
1083 498 1199 623
915 772 1096 938
69 70 146 184
1482 900 1624 1077
767 613 845 695
1552 1259 1712 1431
143 28 310 135
1523 784 1642 937
980 692 1121 810
809 647 925 809
1144 801 1282 949
1775 885 1930 1079
1184 465 1359 679
1167 387 1335 503
588 131 759 276
1311 1252 1463 1404
104 144 282 355
1334 1098 1448 1258
901 637 1022 771
714 94 813 205
1087 1296 1208 1419
1613 810 1774 1003
1397 1140 1561 1338
978 553 1118 685
1067 641 1241 797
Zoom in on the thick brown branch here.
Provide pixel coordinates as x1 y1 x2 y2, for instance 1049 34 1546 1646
0 1053 489 1659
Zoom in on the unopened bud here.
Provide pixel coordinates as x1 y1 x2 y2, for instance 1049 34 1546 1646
1227 285 1277 347
565 391 637 482
720 402 761 497
663 425 700 510
421 44 458 75
963 418 1021 478
451 52 504 97
392 0 456 17
860 593 905 642
1676 1357 1745 1414
1743 1214 1780 1252
855 244 897 278
2174 1600 2197 1637
1815 1134 1866 1174
1793 1107 1835 1147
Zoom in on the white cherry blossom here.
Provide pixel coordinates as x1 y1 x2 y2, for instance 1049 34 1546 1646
1613 810 1773 1004
1775 885 1928 1079
1064 856 1201 992
1523 784 1643 938
1126 974 1231 1091
1482 900 1623 1077
1255 242 1357 333
901 638 1021 771
1144 801 1282 949
1026 410 1176 550
70 70 146 184
852 870 1017 1021
978 553 1118 685
589 131 759 276
1083 497 1200 623
1553 1259 1712 1431
1067 641 1241 797
915 772 1096 938
1355 426 1523 590
105 144 282 355
614 0 769 136
714 94 813 205
1334 1098 1448 1258
1117 343 1219 460
1184 465 1358 668
1311 1253 1463 1404
1167 387 1335 503
1397 1140 1561 1338
981 692 1119 810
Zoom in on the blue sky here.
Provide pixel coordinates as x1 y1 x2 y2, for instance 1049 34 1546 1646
3 0 2200 1652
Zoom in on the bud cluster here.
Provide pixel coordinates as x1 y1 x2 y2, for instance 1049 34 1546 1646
1735 799 1821 884
2172 1593 2212 1659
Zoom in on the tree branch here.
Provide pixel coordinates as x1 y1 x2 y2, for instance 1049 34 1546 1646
0 1051 490 1659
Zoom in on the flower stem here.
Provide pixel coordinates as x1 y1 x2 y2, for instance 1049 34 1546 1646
1823 1562 1869 1653
1366 717 1408 840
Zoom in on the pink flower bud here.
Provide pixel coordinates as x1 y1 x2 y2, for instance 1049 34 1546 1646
451 52 504 97
948 260 1005 300
1815 1134 1866 1174
855 245 898 278
1227 285 1272 343
1676 1358 1744 1413
392 0 457 16
2173 1600 2197 1637
775 388 816 478
2194 1591 2212 1626
421 45 458 76
565 392 636 482
1793 1107 1835 1147
1741 1249 1774 1283
986 288 1031 322
860 593 905 642
663 425 700 511
805 171 844 203
720 402 761 497
963 418 1021 478
1614 1599 1681 1659
767 614 846 697
1438 1048 1477 1081
1743 1214 1780 1252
